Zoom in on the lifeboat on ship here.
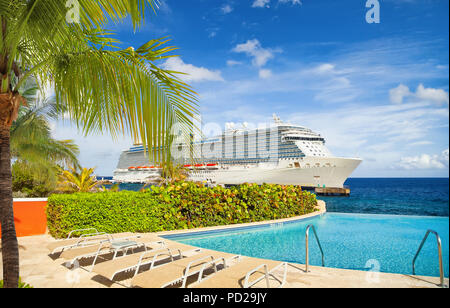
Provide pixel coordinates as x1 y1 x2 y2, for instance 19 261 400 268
128 166 137 171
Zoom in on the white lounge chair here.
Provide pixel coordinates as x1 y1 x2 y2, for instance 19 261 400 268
47 228 135 254
92 242 200 282
131 250 241 288
190 257 288 288
60 234 165 270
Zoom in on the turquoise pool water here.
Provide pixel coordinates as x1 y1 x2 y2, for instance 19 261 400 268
163 213 449 278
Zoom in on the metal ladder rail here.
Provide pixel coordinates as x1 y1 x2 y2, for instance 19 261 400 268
305 225 325 272
412 229 446 287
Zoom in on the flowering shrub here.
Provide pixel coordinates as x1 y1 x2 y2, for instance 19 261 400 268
47 181 318 238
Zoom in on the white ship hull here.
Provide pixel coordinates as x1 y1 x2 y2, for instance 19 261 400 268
114 157 361 188
189 157 361 188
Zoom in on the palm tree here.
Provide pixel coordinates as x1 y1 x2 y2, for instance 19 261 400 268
141 162 188 189
0 1 197 287
159 161 188 185
55 166 107 193
11 81 80 170
10 81 80 197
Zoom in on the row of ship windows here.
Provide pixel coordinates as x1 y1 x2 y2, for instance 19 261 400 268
184 143 304 154
284 137 325 142
186 155 305 162
190 142 317 151
193 145 298 152
197 152 292 158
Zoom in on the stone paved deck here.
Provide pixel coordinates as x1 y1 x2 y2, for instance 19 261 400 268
1 232 446 288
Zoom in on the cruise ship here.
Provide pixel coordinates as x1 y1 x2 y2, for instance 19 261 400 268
113 115 362 188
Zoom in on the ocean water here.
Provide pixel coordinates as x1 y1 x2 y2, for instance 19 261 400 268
325 178 449 217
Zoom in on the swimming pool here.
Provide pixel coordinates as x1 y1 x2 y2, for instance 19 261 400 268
162 213 449 278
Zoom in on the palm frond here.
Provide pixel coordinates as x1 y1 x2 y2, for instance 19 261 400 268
48 34 198 163
4 0 199 167
10 82 80 168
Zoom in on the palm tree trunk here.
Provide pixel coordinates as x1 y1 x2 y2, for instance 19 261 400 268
0 124 19 288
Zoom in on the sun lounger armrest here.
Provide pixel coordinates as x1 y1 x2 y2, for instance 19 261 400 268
197 254 241 279
244 262 288 288
75 232 108 245
67 228 99 239
244 264 269 288
143 240 166 249
197 257 227 284
133 247 178 277
112 234 142 241
184 255 215 277
176 255 215 288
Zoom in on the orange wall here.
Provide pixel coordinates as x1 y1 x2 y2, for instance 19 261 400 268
0 199 47 237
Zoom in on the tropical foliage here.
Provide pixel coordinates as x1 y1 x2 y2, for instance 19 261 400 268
10 90 80 170
10 82 80 197
0 278 32 288
1 0 198 287
99 183 120 192
47 181 319 238
55 166 108 193
12 160 56 197
1 0 197 157
144 161 188 187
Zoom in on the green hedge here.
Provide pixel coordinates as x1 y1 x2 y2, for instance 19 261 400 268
46 181 318 238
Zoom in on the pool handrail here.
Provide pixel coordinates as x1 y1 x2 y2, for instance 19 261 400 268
412 229 446 288
305 224 325 272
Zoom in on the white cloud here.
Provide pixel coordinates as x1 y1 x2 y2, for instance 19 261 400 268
252 0 270 8
408 141 433 147
278 0 302 5
161 57 224 83
259 69 272 79
389 84 412 104
232 39 278 67
389 84 449 105
287 102 449 156
221 4 233 14
313 63 336 74
226 60 242 67
416 84 449 105
398 149 449 170
232 39 281 79
252 0 302 8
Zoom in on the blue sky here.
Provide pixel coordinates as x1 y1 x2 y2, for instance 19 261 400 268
52 0 449 177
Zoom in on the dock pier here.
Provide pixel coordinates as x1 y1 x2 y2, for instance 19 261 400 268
223 183 351 196
302 186 351 196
